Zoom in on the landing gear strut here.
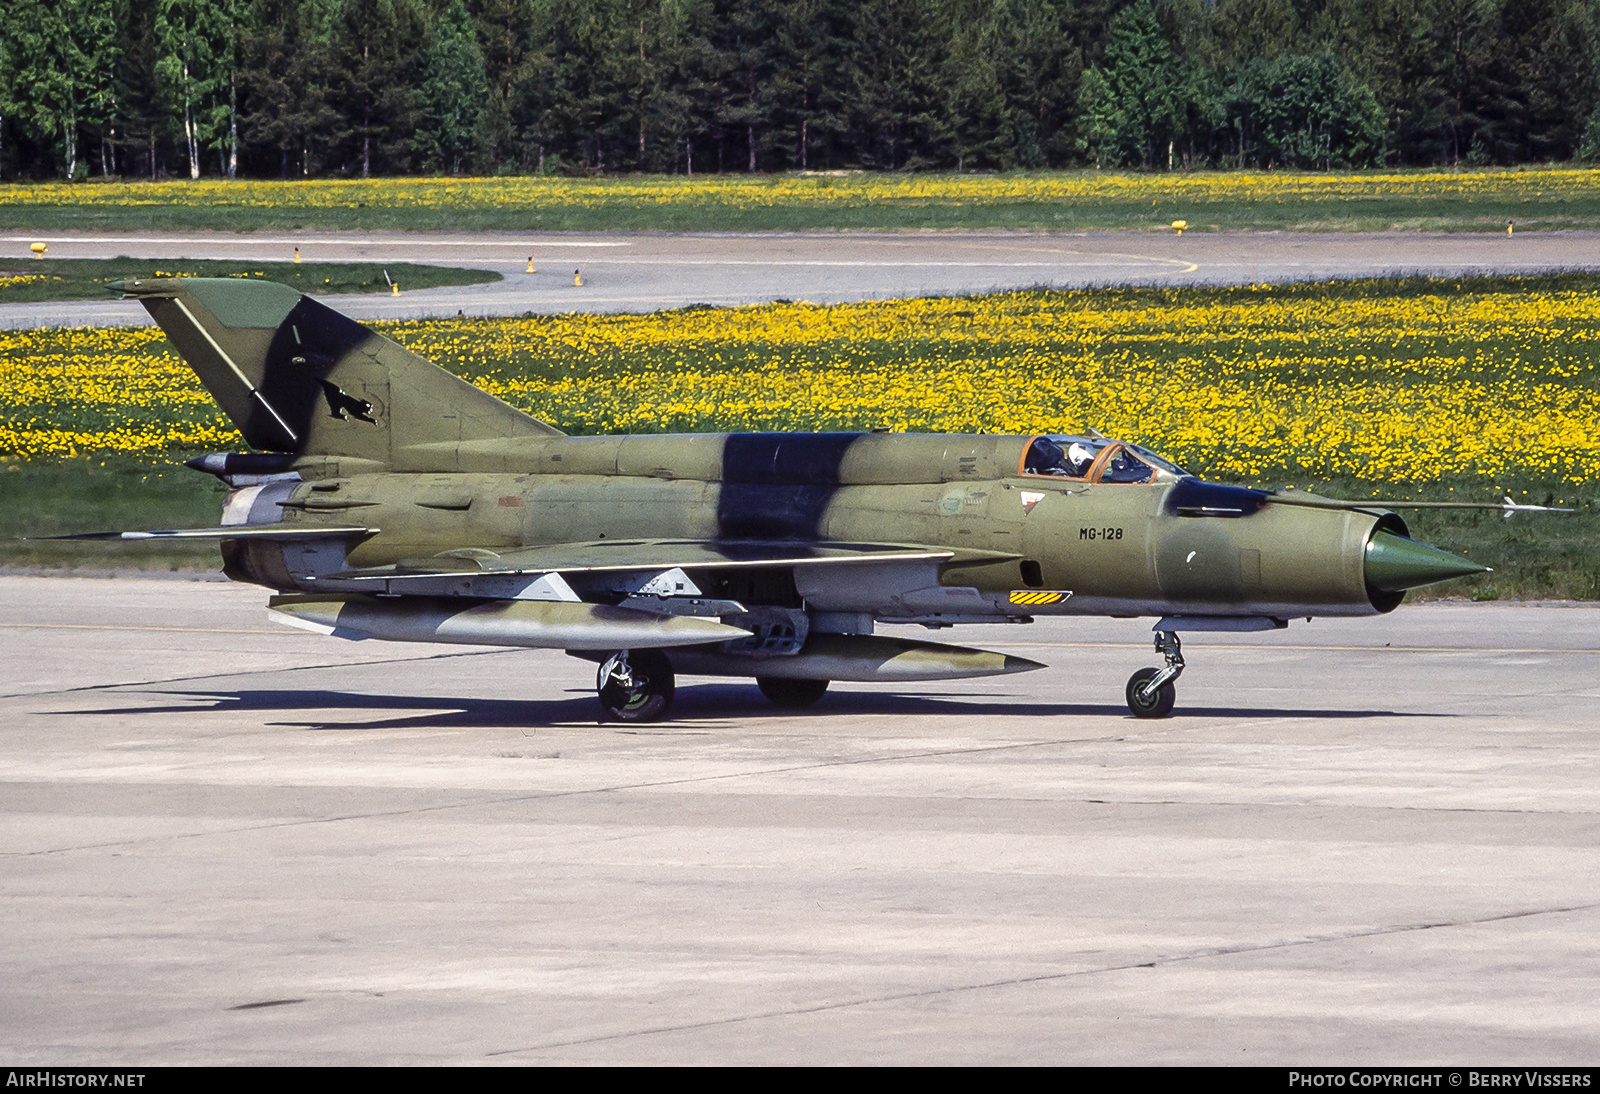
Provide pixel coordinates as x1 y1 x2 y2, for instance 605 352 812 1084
1125 630 1183 718
597 648 675 723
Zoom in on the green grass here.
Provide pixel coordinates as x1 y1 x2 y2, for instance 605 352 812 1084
0 457 225 572
0 259 500 302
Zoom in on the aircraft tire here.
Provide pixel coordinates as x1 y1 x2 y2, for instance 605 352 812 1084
756 677 830 709
1125 668 1176 719
597 649 675 722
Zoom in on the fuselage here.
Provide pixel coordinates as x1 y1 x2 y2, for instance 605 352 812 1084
221 431 1398 624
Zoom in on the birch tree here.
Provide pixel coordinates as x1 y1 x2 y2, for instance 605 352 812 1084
155 0 230 178
3 0 119 177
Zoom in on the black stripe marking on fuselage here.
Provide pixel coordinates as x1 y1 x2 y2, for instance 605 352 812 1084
717 433 862 540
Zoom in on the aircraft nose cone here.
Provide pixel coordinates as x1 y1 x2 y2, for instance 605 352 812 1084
1365 530 1490 592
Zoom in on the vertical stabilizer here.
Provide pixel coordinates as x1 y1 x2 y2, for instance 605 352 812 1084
120 277 562 467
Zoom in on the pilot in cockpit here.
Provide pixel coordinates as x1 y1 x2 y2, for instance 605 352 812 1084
1024 436 1100 477
1063 441 1098 476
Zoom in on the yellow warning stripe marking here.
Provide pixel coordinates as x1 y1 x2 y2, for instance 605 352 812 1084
1009 590 1066 605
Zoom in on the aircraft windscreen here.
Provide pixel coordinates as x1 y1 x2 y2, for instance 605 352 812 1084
1123 442 1189 477
1098 446 1156 484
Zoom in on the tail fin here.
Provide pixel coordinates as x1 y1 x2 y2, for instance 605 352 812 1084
121 277 562 469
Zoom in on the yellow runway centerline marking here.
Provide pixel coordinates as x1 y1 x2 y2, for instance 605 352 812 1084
1088 250 1201 275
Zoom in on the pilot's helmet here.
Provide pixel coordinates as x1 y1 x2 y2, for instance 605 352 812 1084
1066 442 1097 473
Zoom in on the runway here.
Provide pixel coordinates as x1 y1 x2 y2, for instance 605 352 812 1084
4 228 1598 327
3 575 1598 1063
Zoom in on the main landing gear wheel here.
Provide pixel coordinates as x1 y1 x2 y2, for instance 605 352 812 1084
756 677 830 709
1125 629 1184 719
597 649 675 723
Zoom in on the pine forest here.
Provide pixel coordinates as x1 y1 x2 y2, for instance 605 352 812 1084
3 0 1600 181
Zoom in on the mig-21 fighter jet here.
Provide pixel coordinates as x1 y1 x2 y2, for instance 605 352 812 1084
59 277 1562 721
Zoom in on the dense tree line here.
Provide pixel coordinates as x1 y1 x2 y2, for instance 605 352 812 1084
3 0 1600 180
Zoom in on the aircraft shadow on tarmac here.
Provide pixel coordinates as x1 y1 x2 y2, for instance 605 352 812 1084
60 683 1438 731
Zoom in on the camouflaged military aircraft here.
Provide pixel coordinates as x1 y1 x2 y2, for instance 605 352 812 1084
64 276 1560 722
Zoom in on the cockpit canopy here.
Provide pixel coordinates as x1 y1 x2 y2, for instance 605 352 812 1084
1020 434 1189 485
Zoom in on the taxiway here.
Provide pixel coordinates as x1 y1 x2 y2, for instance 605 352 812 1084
3 575 1597 1063
4 228 1598 327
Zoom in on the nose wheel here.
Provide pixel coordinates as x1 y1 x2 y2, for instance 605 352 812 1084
1125 630 1183 718
597 649 675 722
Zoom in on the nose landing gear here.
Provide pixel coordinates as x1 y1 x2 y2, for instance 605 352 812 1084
1126 630 1183 718
597 649 675 722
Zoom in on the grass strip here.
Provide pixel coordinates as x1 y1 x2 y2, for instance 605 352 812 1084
0 458 225 572
0 259 500 302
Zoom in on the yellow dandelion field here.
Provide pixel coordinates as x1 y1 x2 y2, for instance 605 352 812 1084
2 278 1597 485
3 169 1598 218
